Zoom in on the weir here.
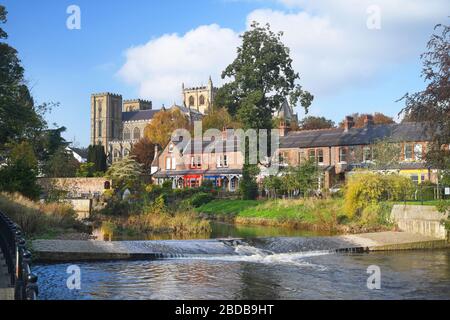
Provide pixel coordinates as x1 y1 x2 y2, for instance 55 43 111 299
33 231 450 263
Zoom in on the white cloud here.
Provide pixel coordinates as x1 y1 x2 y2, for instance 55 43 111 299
118 0 448 104
118 24 240 103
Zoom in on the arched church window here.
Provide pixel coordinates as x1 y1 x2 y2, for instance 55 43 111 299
133 127 141 140
189 96 195 107
199 95 205 105
123 128 131 140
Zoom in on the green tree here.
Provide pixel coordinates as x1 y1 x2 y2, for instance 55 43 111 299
106 157 143 191
87 145 107 173
0 141 40 199
43 147 79 178
299 116 335 130
76 162 96 178
222 22 313 129
400 23 450 168
0 5 47 148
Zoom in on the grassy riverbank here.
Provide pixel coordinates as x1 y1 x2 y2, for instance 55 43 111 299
0 193 87 239
196 198 394 233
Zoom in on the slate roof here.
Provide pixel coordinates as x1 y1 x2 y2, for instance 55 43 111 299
280 122 433 149
173 138 241 155
122 110 159 122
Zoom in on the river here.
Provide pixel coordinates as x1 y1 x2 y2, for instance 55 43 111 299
34 223 450 300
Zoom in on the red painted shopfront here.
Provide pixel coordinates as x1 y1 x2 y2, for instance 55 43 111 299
184 175 202 188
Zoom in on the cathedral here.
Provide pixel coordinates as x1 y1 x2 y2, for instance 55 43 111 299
90 78 216 163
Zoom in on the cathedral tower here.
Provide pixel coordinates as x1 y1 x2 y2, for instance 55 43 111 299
182 77 217 114
90 93 123 151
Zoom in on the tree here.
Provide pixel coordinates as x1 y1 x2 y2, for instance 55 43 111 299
370 139 402 170
339 113 395 128
214 83 240 116
299 116 335 130
0 141 40 199
222 22 313 130
87 145 107 173
202 107 240 133
42 147 79 178
400 23 450 168
106 157 143 191
130 138 156 174
222 22 313 200
144 108 190 147
0 5 47 148
76 162 95 178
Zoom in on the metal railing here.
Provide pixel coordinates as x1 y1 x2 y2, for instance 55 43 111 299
0 210 38 300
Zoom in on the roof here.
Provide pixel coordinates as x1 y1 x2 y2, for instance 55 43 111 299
280 122 433 149
153 168 242 178
172 138 241 155
122 110 158 122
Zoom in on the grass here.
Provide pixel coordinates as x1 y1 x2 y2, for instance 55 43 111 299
0 192 86 239
197 198 345 231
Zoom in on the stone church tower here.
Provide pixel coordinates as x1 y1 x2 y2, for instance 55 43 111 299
182 77 217 114
90 93 123 150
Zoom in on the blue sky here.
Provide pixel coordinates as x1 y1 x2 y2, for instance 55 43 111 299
2 0 448 146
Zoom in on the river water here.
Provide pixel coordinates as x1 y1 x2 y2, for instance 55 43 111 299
34 223 450 300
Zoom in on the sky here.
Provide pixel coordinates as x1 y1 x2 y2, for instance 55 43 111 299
2 0 448 147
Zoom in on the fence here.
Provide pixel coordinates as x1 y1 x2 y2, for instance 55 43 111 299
0 210 38 300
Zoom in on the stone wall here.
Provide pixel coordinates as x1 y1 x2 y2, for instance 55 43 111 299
38 177 110 198
391 205 448 239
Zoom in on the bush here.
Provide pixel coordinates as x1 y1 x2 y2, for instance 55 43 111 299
344 172 414 218
188 192 214 208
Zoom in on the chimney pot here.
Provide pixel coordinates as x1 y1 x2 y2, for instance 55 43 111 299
344 116 355 132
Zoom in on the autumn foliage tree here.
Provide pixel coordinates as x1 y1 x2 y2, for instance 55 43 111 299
130 138 156 174
338 113 395 128
144 108 190 147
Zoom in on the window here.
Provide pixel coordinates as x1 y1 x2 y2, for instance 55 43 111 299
308 149 316 162
298 150 306 164
279 152 288 165
217 155 228 168
411 175 419 185
98 121 102 138
168 143 174 153
124 149 130 157
171 157 176 170
339 147 347 163
199 95 205 105
97 100 102 118
317 149 324 164
404 144 413 161
133 127 141 140
166 157 171 170
191 156 201 169
414 144 423 161
363 146 372 162
189 96 195 107
123 128 131 140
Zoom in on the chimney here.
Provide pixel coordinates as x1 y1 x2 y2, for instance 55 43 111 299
344 116 354 132
364 114 374 127
279 121 290 137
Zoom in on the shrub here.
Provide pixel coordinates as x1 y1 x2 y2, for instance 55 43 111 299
188 192 214 208
344 172 414 218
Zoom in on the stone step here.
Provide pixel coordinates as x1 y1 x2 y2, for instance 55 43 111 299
0 288 15 300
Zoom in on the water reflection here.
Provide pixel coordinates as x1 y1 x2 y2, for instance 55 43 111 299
93 221 333 241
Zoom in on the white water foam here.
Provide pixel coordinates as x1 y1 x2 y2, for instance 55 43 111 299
167 245 332 270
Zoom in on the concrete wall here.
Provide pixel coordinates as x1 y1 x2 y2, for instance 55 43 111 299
38 177 110 198
391 205 448 239
67 199 92 220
